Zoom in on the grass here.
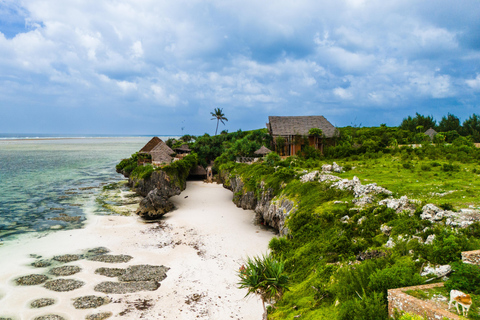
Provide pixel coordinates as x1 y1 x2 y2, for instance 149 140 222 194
332 154 480 209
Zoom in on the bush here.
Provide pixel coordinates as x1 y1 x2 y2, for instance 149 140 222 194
130 164 154 180
441 163 460 172
338 291 388 320
420 164 431 171
445 262 480 295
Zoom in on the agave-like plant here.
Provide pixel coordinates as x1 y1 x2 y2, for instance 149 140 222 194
238 254 289 319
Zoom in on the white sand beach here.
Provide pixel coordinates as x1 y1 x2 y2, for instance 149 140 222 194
0 181 275 319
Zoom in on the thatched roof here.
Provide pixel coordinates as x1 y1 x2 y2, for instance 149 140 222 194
425 128 438 140
254 145 272 155
175 144 191 152
149 139 175 164
267 116 338 138
139 137 162 153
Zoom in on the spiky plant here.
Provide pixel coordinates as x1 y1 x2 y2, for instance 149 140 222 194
238 254 289 318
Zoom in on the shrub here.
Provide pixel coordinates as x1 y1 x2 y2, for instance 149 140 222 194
441 163 460 172
420 164 431 171
130 164 154 180
338 291 388 320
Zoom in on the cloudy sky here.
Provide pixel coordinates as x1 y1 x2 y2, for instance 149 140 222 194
1 0 479 135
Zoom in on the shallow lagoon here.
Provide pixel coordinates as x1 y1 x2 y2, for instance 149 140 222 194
0 137 153 242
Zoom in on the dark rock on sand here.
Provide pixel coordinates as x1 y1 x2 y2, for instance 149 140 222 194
34 316 65 320
44 279 85 292
72 295 111 309
49 266 81 276
88 254 132 263
94 267 126 277
86 247 110 256
85 312 113 320
94 281 160 294
53 254 83 263
32 260 52 268
15 274 49 286
30 298 56 308
119 265 169 282
85 312 112 320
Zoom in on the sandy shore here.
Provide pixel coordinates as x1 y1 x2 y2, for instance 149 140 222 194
0 181 275 319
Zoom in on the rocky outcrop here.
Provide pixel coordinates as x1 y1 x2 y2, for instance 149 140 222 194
223 174 296 235
127 170 185 220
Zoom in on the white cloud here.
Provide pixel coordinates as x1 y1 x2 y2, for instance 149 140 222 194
466 74 480 90
333 87 353 99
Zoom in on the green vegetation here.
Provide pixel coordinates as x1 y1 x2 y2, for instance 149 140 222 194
162 153 198 188
238 254 289 317
115 111 480 319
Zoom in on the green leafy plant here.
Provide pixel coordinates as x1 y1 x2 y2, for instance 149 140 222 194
238 254 289 317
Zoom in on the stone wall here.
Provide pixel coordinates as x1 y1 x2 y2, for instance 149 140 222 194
462 249 480 265
387 283 461 320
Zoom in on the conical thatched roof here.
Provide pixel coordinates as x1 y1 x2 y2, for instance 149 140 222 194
144 139 174 164
267 116 338 138
254 145 272 155
424 128 438 141
139 137 162 153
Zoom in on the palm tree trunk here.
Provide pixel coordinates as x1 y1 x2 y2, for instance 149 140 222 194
215 120 219 136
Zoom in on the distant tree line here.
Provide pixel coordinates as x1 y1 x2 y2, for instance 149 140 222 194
399 112 480 142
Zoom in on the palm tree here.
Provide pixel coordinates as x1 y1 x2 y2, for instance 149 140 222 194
238 254 289 319
210 108 228 136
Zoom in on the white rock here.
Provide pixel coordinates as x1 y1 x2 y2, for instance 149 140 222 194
340 215 350 223
425 234 436 245
358 216 366 225
380 224 392 235
421 264 451 277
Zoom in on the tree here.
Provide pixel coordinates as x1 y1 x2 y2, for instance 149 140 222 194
399 113 436 132
238 254 289 319
462 114 480 142
275 136 286 155
210 108 228 136
438 113 460 133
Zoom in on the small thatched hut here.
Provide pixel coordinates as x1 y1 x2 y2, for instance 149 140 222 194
139 137 175 166
424 128 438 141
254 145 272 156
174 144 191 154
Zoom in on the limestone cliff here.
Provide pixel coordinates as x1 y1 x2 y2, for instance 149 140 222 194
119 169 185 220
222 173 296 236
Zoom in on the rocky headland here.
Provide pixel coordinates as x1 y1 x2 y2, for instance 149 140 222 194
117 168 185 220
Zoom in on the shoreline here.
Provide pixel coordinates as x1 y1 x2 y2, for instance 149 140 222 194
0 181 274 319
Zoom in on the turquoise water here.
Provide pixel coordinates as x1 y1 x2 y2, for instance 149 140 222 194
0 137 159 241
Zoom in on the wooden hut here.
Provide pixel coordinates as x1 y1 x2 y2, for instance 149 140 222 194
267 116 338 156
254 145 272 156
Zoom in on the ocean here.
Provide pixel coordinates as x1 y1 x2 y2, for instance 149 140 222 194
0 136 172 243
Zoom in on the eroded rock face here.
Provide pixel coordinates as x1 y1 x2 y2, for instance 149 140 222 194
223 175 296 235
128 170 184 220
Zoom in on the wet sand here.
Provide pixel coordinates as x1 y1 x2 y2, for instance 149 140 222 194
0 181 274 319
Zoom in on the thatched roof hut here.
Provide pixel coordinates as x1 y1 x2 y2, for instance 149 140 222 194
139 137 162 153
254 145 272 156
150 141 174 165
424 128 438 141
175 144 191 153
139 137 175 165
267 116 338 138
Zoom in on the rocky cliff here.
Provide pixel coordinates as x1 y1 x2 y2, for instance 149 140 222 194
118 168 185 220
222 173 296 236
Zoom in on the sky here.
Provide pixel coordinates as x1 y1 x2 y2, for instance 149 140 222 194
0 0 479 135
